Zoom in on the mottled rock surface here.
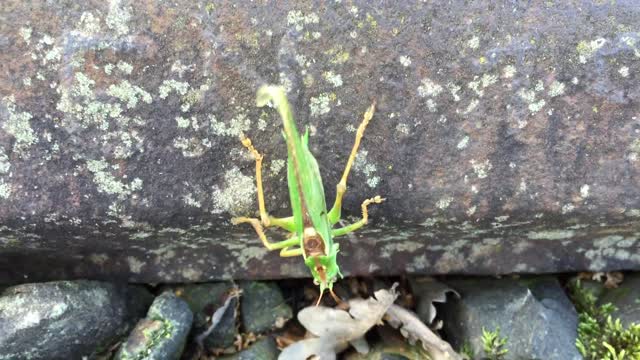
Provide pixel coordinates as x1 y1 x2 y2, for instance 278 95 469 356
115 291 193 360
220 337 279 360
0 280 151 360
1 1 640 282
241 281 292 334
441 277 582 360
599 273 640 327
179 282 238 349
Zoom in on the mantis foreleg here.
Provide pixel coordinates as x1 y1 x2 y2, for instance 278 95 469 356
239 135 296 232
331 195 385 237
328 101 376 225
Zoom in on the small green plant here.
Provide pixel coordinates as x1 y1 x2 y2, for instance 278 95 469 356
459 341 475 359
481 327 509 360
570 280 640 360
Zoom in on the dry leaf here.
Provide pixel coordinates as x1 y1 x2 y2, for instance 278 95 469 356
195 287 242 349
385 304 462 360
411 277 460 324
278 285 399 360
580 271 624 288
604 271 624 289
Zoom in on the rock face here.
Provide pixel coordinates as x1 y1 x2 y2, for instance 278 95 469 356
0 280 151 360
441 277 582 360
599 273 640 327
241 281 292 334
116 291 193 360
179 282 238 350
1 1 640 282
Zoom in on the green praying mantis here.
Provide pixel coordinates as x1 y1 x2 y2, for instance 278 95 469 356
232 85 384 304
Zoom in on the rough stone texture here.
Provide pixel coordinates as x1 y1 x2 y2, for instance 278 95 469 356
1 1 640 282
179 282 238 349
220 337 279 360
0 280 151 360
115 291 193 360
599 273 640 327
241 281 292 334
441 277 582 360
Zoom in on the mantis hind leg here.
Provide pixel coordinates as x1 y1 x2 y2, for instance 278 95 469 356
328 101 376 225
231 217 300 251
331 195 385 237
239 135 295 232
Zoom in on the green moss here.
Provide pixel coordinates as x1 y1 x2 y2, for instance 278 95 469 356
158 80 189 99
0 148 9 174
577 38 606 64
86 158 143 199
0 181 11 199
570 280 640 360
106 80 152 109
3 96 36 153
481 327 509 360
309 93 332 116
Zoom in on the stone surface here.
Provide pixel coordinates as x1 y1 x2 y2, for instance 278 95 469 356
220 337 279 360
599 273 640 327
344 326 432 360
241 281 292 334
179 282 238 349
0 280 151 360
441 277 582 360
1 1 640 282
115 291 193 360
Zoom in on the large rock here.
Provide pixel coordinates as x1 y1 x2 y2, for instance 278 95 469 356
115 291 193 360
441 277 582 360
241 281 292 334
0 280 151 360
179 282 238 350
220 337 279 360
599 273 640 327
1 1 640 282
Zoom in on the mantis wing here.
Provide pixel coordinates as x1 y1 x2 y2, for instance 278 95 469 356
258 86 333 250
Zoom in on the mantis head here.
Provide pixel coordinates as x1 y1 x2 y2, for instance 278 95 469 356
305 244 343 305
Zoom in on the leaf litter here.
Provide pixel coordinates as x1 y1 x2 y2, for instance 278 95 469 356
279 281 462 360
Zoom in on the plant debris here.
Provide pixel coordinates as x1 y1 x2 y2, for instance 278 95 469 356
279 284 399 359
195 287 242 350
279 283 461 360
385 304 462 360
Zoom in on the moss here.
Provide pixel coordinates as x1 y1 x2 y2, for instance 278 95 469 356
417 78 443 97
211 166 256 215
3 96 36 154
286 10 319 32
548 80 566 97
106 0 132 37
570 280 640 360
323 71 343 87
57 72 126 130
0 148 9 174
309 93 332 116
526 229 575 240
577 38 606 64
209 111 251 137
19 27 32 44
0 181 11 199
481 327 509 360
106 80 152 109
158 80 189 99
86 158 143 199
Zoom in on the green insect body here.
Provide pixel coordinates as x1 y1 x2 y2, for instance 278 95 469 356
232 85 383 303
